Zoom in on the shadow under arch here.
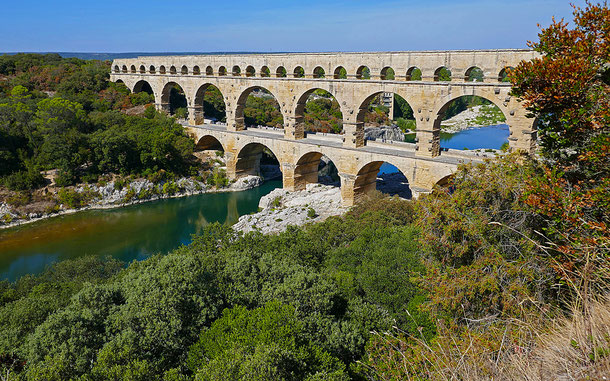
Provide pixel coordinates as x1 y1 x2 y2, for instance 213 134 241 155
234 86 285 130
161 81 188 115
294 88 343 136
432 93 509 152
234 142 282 179
133 79 154 95
292 151 340 191
354 161 412 201
193 84 227 125
196 135 225 152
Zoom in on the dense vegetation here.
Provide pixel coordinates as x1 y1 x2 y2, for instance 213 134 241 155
0 54 194 189
0 2 608 380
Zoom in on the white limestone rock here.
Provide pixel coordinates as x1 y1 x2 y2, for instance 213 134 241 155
230 176 264 191
365 125 405 142
233 183 347 235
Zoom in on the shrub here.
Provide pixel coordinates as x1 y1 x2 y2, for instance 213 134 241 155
57 188 85 209
307 207 317 218
212 169 228 188
162 181 180 195
2 168 45 191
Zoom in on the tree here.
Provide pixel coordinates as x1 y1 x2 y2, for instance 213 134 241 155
511 1 609 176
510 1 609 294
187 301 349 381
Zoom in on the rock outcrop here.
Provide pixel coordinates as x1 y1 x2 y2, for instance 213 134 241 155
233 184 347 235
364 125 405 142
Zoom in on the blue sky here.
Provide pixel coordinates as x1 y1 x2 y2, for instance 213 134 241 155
1 0 585 52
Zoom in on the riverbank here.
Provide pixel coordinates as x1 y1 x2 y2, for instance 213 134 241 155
233 183 347 234
233 171 413 234
440 104 506 133
0 174 268 230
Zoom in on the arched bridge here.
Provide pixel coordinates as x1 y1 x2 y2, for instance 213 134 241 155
110 50 538 205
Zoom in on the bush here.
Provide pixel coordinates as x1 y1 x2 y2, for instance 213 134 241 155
162 181 180 195
173 107 188 120
2 168 45 191
307 207 317 218
212 169 228 188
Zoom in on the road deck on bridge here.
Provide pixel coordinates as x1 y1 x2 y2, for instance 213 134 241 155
186 123 488 166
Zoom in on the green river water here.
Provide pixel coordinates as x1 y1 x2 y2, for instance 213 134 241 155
0 180 282 281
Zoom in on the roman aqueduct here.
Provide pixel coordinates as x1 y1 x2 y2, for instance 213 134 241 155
110 49 539 205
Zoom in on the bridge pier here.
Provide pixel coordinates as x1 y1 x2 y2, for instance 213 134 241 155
342 122 365 148
156 102 170 113
340 174 357 207
415 119 441 157
284 117 305 140
506 114 537 153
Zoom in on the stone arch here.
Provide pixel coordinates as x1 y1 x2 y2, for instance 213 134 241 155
193 84 227 125
219 66 227 76
245 65 255 77
161 81 188 115
113 65 119 73
232 65 241 76
276 66 287 77
313 66 325 78
435 174 453 187
193 65 201 75
149 65 156 74
355 91 417 131
115 79 125 85
498 66 514 82
234 86 285 130
354 160 411 201
356 65 370 79
133 80 154 95
159 65 166 74
121 65 128 73
181 65 188 74
294 88 344 136
465 66 484 82
139 65 146 74
261 66 271 77
195 135 225 152
205 66 214 76
380 66 395 80
233 142 281 179
170 66 177 74
431 92 509 154
293 66 305 78
406 66 421 81
289 151 340 191
434 66 452 81
334 66 347 79
130 65 136 73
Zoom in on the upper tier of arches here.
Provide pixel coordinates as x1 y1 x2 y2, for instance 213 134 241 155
113 51 534 83
115 64 513 83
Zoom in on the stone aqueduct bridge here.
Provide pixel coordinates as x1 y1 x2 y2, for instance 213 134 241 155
110 50 539 205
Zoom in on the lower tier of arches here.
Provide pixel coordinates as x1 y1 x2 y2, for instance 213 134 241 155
190 129 459 206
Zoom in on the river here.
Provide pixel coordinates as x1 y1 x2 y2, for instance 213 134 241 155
0 124 509 282
0 181 281 281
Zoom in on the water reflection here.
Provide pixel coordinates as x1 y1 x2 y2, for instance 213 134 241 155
0 181 281 281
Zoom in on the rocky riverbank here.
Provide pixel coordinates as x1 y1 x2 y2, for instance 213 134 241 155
440 104 506 133
233 183 347 235
233 171 414 234
0 174 265 230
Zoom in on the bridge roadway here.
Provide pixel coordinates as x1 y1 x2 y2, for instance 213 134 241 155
186 123 486 205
